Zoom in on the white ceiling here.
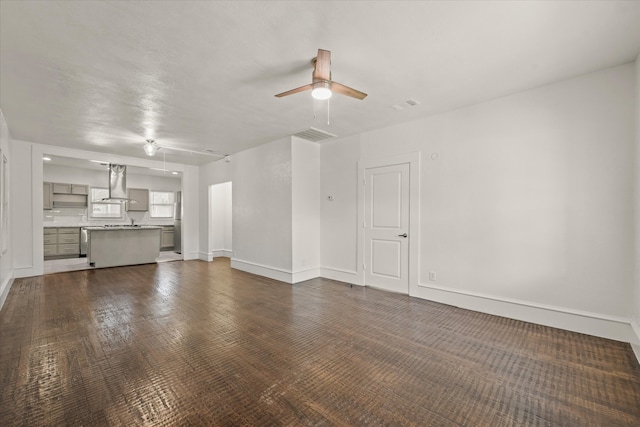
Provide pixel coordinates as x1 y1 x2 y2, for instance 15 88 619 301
1 1 639 166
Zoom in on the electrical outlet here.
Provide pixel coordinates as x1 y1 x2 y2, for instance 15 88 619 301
429 271 436 281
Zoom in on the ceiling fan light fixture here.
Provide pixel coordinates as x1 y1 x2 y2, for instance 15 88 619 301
144 139 159 156
311 81 332 100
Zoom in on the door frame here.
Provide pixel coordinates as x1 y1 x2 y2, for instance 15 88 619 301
208 181 233 262
357 152 420 296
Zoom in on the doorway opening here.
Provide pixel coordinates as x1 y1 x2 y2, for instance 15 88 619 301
209 182 232 260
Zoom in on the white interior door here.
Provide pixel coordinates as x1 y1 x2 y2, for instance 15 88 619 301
364 163 410 294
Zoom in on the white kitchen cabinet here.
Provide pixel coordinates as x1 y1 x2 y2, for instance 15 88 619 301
126 188 149 211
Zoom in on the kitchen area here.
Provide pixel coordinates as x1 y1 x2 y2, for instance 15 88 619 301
43 155 183 274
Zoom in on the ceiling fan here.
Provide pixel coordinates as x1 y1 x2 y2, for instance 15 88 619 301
275 49 367 101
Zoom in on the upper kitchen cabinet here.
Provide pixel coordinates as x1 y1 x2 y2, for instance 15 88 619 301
126 188 149 211
46 182 88 208
43 182 53 210
52 183 88 195
71 184 88 195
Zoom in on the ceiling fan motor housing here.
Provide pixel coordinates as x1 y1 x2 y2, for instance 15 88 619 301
275 49 367 100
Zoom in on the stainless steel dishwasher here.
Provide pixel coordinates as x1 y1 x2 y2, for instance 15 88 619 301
80 227 88 257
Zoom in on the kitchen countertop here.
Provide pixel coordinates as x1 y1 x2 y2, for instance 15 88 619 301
44 223 173 228
84 226 163 230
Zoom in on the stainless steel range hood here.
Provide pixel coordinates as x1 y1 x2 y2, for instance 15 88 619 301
101 164 133 202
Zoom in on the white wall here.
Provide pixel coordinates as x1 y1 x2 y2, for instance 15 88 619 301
321 63 636 341
231 138 293 276
320 135 360 282
10 140 34 278
200 139 294 277
44 164 108 189
180 165 199 260
291 138 321 282
199 137 321 283
0 109 13 310
209 181 232 258
633 54 640 359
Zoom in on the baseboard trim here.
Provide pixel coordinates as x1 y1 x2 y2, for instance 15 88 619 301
13 266 37 279
201 250 233 262
320 267 362 286
231 258 294 283
0 275 13 313
182 251 200 261
415 282 632 343
631 320 640 366
292 268 321 283
213 250 232 258
230 259 321 284
198 251 212 262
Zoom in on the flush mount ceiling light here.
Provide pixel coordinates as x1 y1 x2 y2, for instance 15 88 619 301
311 81 332 100
144 139 159 156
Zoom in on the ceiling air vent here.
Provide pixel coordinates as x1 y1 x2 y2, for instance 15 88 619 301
293 127 337 142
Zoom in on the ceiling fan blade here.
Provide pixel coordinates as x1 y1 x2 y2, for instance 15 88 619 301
330 81 368 100
313 49 331 81
275 83 313 98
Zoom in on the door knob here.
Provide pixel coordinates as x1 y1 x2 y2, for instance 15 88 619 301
398 233 408 238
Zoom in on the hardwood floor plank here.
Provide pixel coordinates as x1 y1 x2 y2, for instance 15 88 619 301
1 258 639 426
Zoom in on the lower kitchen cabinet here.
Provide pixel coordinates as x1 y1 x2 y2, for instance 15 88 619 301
161 226 174 250
43 227 80 259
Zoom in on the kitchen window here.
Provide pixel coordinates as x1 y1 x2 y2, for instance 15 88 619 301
150 191 175 219
89 188 123 219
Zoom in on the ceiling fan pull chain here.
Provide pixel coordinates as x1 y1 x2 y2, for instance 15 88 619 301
327 98 330 125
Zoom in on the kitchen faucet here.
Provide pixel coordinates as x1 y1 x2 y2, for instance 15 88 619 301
130 218 134 226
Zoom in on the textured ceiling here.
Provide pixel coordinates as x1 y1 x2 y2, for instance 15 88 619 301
1 1 639 166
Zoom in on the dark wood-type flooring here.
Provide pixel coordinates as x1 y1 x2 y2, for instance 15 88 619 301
1 258 639 426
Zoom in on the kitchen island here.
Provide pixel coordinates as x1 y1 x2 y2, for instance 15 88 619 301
85 226 162 268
